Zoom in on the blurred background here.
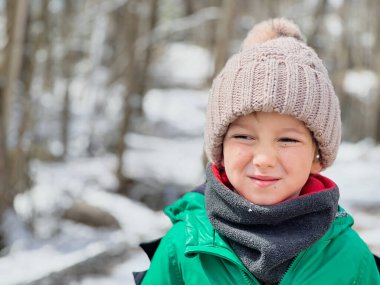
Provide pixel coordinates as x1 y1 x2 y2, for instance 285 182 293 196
0 0 379 284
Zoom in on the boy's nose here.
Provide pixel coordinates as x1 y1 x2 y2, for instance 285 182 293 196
251 147 276 168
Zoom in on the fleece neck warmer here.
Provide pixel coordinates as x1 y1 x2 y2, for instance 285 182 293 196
205 164 339 284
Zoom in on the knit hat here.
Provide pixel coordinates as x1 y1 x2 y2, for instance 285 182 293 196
205 18 341 169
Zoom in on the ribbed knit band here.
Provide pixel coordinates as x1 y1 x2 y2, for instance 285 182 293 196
205 24 341 169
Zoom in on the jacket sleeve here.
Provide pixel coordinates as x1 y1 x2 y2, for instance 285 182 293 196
141 226 185 285
357 250 380 285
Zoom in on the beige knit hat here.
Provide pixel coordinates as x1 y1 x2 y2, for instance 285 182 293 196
205 18 341 169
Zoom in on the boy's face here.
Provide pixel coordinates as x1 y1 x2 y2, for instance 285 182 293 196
222 112 322 206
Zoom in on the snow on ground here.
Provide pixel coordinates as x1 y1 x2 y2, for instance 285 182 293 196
124 133 205 186
143 88 208 136
150 43 213 88
343 69 378 100
70 249 149 285
0 221 126 285
1 155 170 285
123 88 208 186
325 140 380 204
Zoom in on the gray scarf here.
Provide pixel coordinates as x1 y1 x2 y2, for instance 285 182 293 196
205 164 339 284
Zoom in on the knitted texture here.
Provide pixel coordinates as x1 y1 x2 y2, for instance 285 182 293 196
205 18 341 169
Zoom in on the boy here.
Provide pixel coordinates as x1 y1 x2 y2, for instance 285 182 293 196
137 18 380 285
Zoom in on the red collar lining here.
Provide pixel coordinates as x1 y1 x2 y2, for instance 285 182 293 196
211 164 336 201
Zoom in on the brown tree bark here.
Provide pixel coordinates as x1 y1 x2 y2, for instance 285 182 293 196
134 0 160 115
0 0 29 216
115 0 140 192
60 0 76 158
306 0 328 52
212 0 236 77
40 0 54 92
370 0 380 142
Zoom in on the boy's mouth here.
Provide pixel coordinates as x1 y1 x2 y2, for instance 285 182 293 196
249 175 280 188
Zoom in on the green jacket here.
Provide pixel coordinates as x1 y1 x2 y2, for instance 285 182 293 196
142 191 380 285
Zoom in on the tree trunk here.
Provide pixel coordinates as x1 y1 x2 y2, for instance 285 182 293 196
370 0 380 142
135 0 159 115
183 0 196 16
212 0 236 77
204 0 220 54
307 0 328 52
115 0 140 192
62 83 71 157
12 4 35 198
40 0 54 92
0 0 29 216
60 0 75 158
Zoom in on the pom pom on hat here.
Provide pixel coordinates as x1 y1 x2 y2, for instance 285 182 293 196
241 18 305 50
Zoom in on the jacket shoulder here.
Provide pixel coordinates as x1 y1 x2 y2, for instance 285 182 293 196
140 188 208 285
283 217 380 284
336 227 380 284
164 190 206 223
140 221 187 285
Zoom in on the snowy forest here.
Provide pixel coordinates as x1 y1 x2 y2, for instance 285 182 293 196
0 0 380 284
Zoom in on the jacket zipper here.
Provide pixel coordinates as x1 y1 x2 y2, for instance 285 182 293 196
191 249 261 285
278 249 308 284
241 270 258 285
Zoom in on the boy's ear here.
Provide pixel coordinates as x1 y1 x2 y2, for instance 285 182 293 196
220 150 225 167
310 160 322 174
311 146 322 174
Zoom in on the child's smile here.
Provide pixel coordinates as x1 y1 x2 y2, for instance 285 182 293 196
248 174 280 188
222 112 322 205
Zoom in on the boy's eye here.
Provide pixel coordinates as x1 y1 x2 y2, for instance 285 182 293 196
233 135 254 140
279 137 299 144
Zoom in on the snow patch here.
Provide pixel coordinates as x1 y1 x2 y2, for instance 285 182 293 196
150 43 213 88
343 70 378 100
143 88 208 135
